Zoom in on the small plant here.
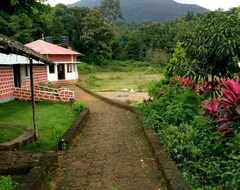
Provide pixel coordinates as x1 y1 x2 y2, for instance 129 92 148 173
72 102 86 112
86 74 101 86
204 98 219 117
204 77 240 137
0 176 19 190
59 139 68 150
220 77 240 107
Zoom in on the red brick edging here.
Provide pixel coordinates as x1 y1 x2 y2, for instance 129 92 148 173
76 84 191 190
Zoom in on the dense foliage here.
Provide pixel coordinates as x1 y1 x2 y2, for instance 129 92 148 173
2 0 239 70
1 1 240 189
140 77 240 189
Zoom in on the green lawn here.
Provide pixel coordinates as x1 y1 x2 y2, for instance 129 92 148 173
0 126 23 143
0 100 78 151
79 71 164 92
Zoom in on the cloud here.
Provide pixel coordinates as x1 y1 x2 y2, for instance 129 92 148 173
46 0 78 6
174 0 240 10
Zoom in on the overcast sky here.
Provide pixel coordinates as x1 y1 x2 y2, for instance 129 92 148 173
174 0 240 10
46 0 240 10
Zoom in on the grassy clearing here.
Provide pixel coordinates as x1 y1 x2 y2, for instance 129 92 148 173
78 60 165 92
0 100 78 151
78 60 163 74
0 126 23 143
79 71 164 92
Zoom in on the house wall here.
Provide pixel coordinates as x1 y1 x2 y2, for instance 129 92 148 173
13 85 74 102
47 65 58 82
0 66 14 102
0 65 48 103
48 55 72 62
21 65 48 87
46 55 79 83
65 64 78 80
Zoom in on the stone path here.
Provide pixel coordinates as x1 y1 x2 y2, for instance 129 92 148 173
52 85 166 190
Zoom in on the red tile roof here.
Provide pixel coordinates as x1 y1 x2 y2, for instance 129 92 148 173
25 39 82 55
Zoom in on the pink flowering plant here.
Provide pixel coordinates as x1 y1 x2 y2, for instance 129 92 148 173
204 77 240 136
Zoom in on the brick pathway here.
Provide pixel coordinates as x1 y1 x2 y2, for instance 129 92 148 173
52 85 166 190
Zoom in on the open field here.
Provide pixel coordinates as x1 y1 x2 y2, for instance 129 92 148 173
78 71 164 92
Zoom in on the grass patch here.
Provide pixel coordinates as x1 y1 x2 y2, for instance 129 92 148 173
78 60 163 74
0 126 23 143
0 100 78 151
79 71 164 92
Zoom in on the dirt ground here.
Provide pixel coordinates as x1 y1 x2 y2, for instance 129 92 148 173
97 91 150 105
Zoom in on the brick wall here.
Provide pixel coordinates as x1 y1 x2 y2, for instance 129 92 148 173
0 67 14 99
48 55 72 62
21 65 48 88
13 85 74 102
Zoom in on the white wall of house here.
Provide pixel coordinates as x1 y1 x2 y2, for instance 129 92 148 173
65 63 78 80
74 64 78 79
47 65 58 81
47 63 78 81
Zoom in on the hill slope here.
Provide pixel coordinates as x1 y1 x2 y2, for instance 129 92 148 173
68 0 209 23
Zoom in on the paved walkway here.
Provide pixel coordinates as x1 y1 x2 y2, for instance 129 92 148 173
53 85 166 190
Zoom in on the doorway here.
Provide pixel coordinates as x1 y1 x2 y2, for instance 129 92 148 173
57 64 65 80
13 64 21 87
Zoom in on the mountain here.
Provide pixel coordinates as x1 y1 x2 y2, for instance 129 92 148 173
68 0 209 23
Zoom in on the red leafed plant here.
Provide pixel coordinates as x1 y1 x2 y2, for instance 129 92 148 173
195 81 212 95
218 77 240 136
204 77 240 137
204 98 219 116
220 77 240 107
176 76 212 95
179 76 196 88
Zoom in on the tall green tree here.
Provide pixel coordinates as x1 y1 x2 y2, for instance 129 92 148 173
81 9 115 64
9 13 35 43
67 7 90 52
0 0 49 42
183 11 240 98
45 4 69 43
100 0 123 23
184 11 240 81
0 0 46 15
0 12 11 36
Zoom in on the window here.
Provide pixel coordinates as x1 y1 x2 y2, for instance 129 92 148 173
20 65 28 82
25 65 29 77
67 63 73 73
49 64 55 74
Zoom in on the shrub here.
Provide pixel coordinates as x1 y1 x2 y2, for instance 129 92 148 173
162 88 201 125
165 42 188 78
85 74 101 86
142 80 240 189
147 78 174 99
0 176 18 190
143 86 201 126
145 48 170 67
72 102 86 112
204 77 240 137
77 63 98 74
